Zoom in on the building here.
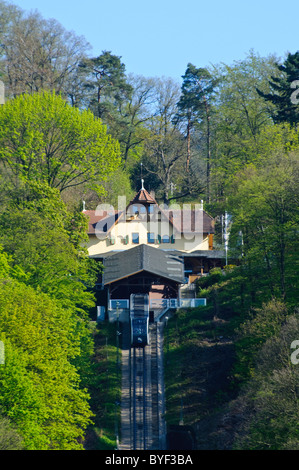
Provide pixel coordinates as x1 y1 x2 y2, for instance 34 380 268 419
84 182 225 318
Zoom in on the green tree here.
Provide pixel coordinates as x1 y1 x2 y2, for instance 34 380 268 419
228 151 299 304
0 90 121 196
0 278 94 449
0 248 95 449
210 51 278 201
109 74 155 167
234 312 299 449
0 205 99 314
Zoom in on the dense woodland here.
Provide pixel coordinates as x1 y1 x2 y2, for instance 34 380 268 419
0 0 298 450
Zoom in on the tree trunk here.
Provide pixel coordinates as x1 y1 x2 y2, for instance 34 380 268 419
186 117 191 172
204 98 211 203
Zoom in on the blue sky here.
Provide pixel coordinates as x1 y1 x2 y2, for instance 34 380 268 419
11 0 299 82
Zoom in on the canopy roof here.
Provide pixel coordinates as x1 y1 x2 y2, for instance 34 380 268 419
102 244 185 285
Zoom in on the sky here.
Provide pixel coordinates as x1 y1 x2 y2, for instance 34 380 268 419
10 0 299 83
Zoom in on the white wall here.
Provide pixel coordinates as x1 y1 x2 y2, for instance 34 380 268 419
86 216 210 256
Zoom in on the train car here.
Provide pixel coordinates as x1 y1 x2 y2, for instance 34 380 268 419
130 294 149 347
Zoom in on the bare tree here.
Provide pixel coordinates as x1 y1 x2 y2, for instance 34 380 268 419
140 77 203 203
0 4 90 98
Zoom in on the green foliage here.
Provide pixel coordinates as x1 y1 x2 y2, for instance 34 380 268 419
228 151 299 304
196 268 224 290
234 313 299 449
210 51 279 200
0 413 24 450
84 322 121 450
79 50 133 121
0 90 121 195
0 278 94 449
164 305 235 431
0 206 98 314
234 299 288 384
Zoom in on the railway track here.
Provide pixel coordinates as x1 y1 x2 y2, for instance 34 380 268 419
131 346 148 449
120 322 165 450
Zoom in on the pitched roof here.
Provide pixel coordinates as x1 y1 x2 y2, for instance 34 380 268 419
84 187 215 236
84 209 122 236
102 244 185 285
130 188 157 205
165 209 215 234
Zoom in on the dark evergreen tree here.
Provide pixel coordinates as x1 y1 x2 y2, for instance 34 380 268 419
257 51 299 126
79 50 133 122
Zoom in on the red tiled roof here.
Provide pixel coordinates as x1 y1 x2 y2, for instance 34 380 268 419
84 209 123 235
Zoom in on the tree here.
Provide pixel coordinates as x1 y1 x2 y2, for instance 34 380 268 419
0 3 90 98
176 64 218 201
257 51 299 126
139 77 203 203
109 74 156 166
78 51 133 121
210 52 279 202
228 151 299 303
0 414 24 450
0 188 100 315
234 312 299 450
0 276 94 449
0 90 121 196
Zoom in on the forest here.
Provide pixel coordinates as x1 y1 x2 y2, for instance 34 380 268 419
0 0 298 450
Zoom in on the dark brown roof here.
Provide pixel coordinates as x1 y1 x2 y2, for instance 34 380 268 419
130 188 157 205
164 209 215 234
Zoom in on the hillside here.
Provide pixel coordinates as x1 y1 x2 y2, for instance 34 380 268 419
164 269 299 450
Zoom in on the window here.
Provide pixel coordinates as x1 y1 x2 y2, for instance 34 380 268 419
132 233 139 244
162 235 170 243
147 232 155 244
